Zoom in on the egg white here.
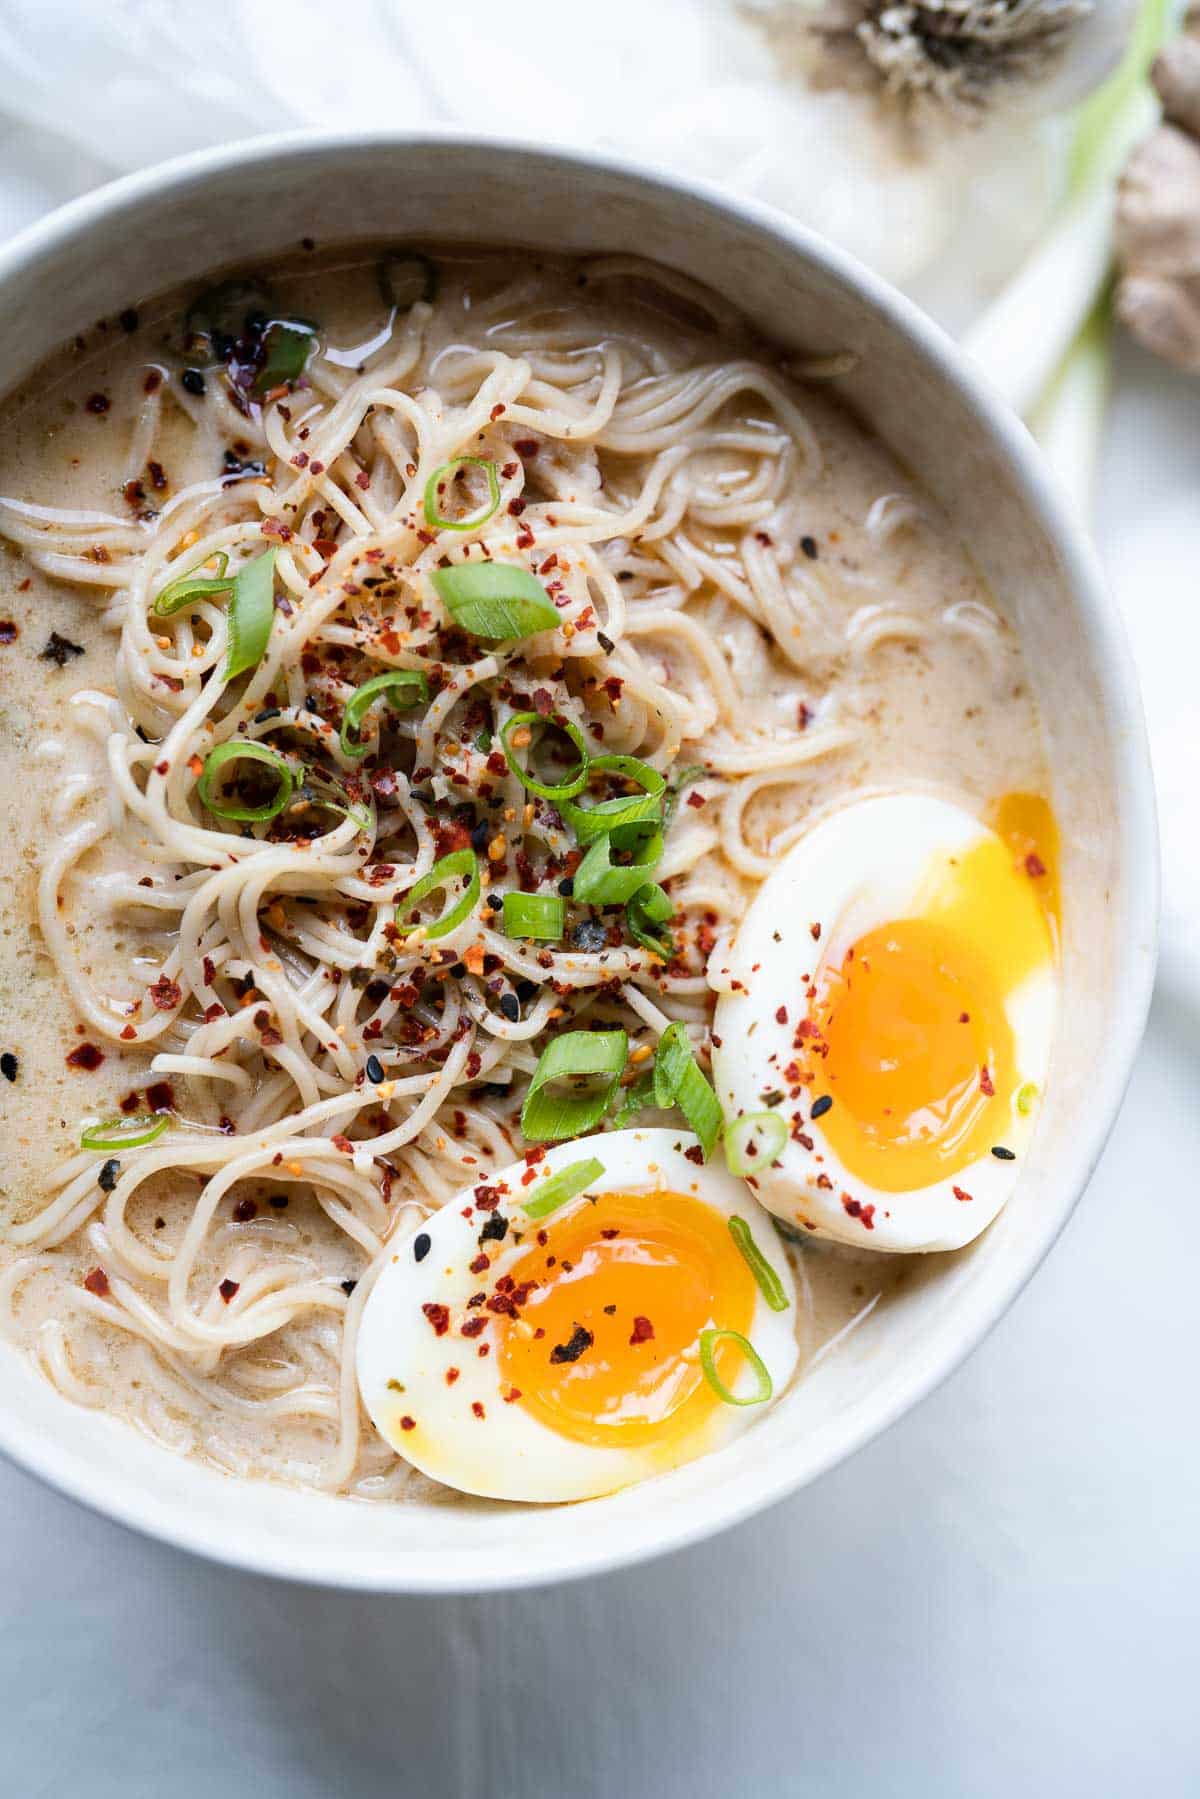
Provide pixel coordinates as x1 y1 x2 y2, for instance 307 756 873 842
710 793 1057 1254
356 1128 798 1503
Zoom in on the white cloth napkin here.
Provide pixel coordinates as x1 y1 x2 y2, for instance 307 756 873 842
0 0 1189 1005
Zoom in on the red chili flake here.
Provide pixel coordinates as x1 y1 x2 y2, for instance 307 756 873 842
83 1268 110 1297
953 1186 973 1203
422 1302 450 1336
219 1278 240 1302
469 1252 490 1275
119 1024 138 1041
460 1315 487 1339
400 1415 416 1431
1025 852 1046 878
203 1004 224 1023
958 1012 970 1024
489 403 506 420
979 1066 995 1097
0 621 18 644
600 1227 619 1240
65 1043 104 1071
507 497 526 516
232 1197 257 1222
472 1400 486 1419
684 1145 704 1166
775 1006 788 1025
332 1134 355 1155
629 1315 654 1345
145 1080 175 1113
473 1184 501 1211
516 527 535 550
685 790 705 809
148 974 182 1012
445 1367 460 1385
514 438 539 456
841 1195 875 1230
503 1387 522 1404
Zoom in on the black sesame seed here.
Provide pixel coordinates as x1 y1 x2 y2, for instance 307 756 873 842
800 535 819 560
597 631 615 654
516 979 537 1004
97 1158 120 1192
810 1094 833 1120
303 693 319 714
365 1054 384 1085
991 1145 1016 1161
0 1052 17 1083
486 892 503 911
470 817 491 852
118 308 140 334
340 1278 358 1295
181 368 207 396
413 1232 431 1263
253 707 282 724
268 1193 289 1209
557 877 574 897
499 992 520 1022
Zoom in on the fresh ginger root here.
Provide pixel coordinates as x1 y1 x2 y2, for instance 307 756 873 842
1117 9 1200 370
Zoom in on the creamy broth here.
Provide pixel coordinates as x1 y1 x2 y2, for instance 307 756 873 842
0 248 1045 1499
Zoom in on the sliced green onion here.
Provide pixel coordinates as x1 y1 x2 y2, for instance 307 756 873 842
502 892 566 941
571 825 663 907
559 756 665 843
520 1029 628 1143
254 318 317 395
652 1022 722 1159
612 1070 656 1128
395 849 480 940
225 547 278 680
1016 1081 1039 1116
663 763 707 829
198 740 297 822
724 1112 788 1179
378 251 437 311
522 1155 606 1220
727 1216 790 1313
81 1114 170 1152
339 669 429 758
152 551 233 617
500 711 589 801
185 278 274 359
698 1327 773 1407
292 769 375 836
627 882 673 959
423 458 501 533
431 562 559 640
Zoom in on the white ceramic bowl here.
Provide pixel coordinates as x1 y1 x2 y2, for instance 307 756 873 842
0 132 1157 1592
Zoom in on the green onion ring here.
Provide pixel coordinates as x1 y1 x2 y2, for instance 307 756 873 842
81 1114 170 1153
501 891 566 941
198 740 298 822
152 551 233 617
627 881 674 959
698 1328 773 1407
652 1022 722 1159
559 756 665 844
522 1155 606 1220
431 562 560 640
394 849 481 940
520 1029 628 1143
724 1112 789 1179
225 546 278 680
571 825 663 908
423 458 501 533
254 318 318 396
339 669 430 759
500 711 590 801
727 1216 790 1313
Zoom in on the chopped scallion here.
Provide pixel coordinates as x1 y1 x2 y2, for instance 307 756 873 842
81 1114 170 1152
502 891 566 941
651 1022 722 1159
431 562 560 640
520 1029 628 1143
225 547 278 680
627 881 673 959
571 824 663 907
559 755 665 843
198 740 297 822
500 711 589 801
727 1216 790 1312
395 849 481 941
339 669 429 759
522 1155 606 1220
724 1112 788 1179
698 1327 773 1407
423 458 501 533
254 319 317 395
151 551 233 617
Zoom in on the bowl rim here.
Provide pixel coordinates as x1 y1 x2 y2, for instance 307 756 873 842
0 126 1159 1593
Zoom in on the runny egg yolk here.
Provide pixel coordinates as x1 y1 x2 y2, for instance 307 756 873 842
801 796 1057 1193
496 1189 755 1450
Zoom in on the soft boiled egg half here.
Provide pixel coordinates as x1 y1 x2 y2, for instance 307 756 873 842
357 1129 798 1502
711 792 1059 1253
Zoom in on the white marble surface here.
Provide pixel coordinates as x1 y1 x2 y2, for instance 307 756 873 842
1 329 1198 1794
